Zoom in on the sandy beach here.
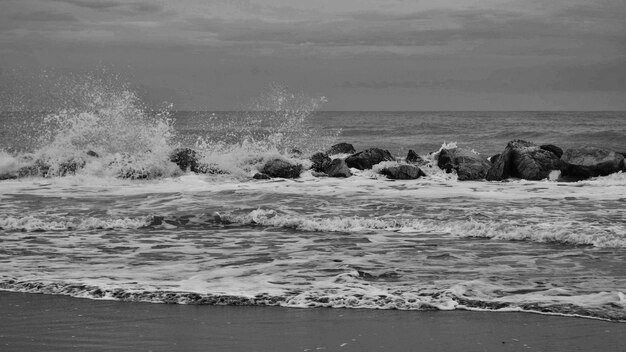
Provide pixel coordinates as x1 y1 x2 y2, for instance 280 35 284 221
0 291 623 352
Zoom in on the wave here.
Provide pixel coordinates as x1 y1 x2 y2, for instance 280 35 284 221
0 215 151 232
1 276 623 321
222 209 625 248
3 209 624 248
1 75 339 180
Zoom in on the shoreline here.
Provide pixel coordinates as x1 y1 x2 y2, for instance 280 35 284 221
1 291 624 352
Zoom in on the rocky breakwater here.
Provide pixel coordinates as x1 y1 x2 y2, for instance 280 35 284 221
1 140 623 182
310 144 426 180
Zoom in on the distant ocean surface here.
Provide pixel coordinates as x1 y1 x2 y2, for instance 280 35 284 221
173 110 626 156
0 82 625 322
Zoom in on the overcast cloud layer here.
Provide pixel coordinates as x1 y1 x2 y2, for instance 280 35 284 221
1 0 625 110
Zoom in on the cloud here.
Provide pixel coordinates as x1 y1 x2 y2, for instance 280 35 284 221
10 11 79 22
50 0 163 15
52 0 122 10
339 81 423 89
338 58 626 93
179 5 625 54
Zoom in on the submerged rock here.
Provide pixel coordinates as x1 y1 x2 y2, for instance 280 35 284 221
261 159 303 178
345 148 394 170
117 166 163 180
57 158 86 176
326 142 356 155
0 172 18 180
561 147 625 180
169 148 226 174
86 150 99 158
437 148 491 181
486 140 565 181
195 163 228 175
310 152 331 172
170 148 199 172
380 164 425 180
406 149 424 164
325 158 352 178
17 160 51 178
253 173 271 180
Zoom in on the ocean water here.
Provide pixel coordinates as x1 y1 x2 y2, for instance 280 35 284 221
0 80 625 322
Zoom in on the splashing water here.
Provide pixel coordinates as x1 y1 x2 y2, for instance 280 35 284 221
193 84 340 175
1 75 340 179
1 71 180 178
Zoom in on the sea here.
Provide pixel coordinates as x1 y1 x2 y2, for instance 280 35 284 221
0 79 625 322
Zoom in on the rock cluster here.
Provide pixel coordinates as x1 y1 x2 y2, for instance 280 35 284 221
1 140 623 182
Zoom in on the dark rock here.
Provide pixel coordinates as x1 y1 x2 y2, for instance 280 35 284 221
117 166 162 180
0 172 18 180
261 159 302 178
195 163 228 175
540 144 563 158
253 173 271 180
17 160 50 177
489 154 500 164
406 149 424 164
149 216 164 226
561 147 625 180
380 164 425 180
57 158 86 176
438 148 491 181
170 148 199 172
169 148 226 174
108 154 162 179
486 140 565 181
86 150 99 158
326 142 356 155
310 152 331 172
325 159 351 178
345 148 394 170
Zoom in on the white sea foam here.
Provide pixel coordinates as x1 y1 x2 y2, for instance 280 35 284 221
0 215 150 231
0 151 19 175
229 210 626 248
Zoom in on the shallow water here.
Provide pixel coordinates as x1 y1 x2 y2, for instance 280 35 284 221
1 169 625 321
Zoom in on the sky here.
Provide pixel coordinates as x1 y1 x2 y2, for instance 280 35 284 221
1 0 625 110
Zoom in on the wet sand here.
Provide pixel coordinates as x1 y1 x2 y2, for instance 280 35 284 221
0 291 624 352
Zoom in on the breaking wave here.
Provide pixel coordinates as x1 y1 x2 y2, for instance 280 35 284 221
4 209 622 248
0 74 339 179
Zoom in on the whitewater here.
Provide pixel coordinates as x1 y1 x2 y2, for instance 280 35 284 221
0 75 625 322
